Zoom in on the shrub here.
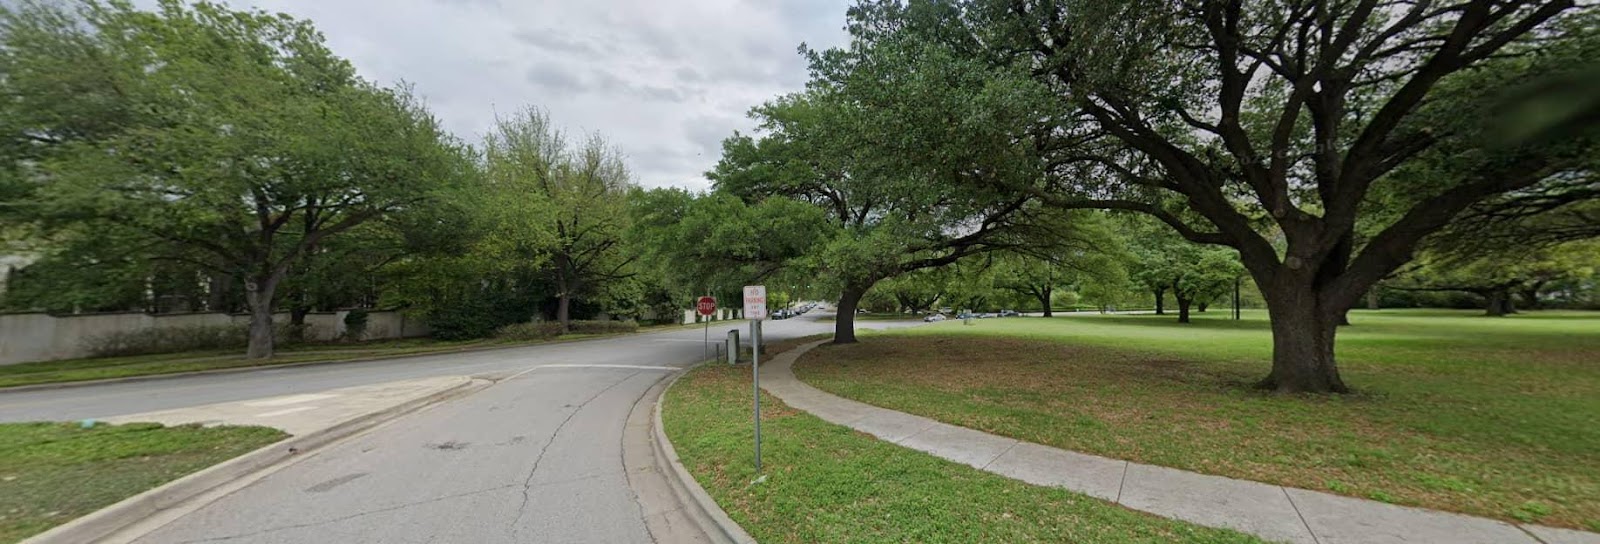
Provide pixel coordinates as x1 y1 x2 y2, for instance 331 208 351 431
86 324 251 357
343 309 370 341
568 319 639 334
426 303 501 341
494 321 565 341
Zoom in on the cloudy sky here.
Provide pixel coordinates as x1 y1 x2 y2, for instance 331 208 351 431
221 0 854 191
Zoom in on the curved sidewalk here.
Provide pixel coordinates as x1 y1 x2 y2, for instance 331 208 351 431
761 340 1599 544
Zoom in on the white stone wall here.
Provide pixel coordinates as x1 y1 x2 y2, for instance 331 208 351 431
0 310 428 365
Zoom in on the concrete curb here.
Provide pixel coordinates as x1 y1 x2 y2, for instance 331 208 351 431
21 376 487 544
0 323 737 394
651 362 758 544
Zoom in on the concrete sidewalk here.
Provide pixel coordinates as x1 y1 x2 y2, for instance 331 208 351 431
103 375 473 435
29 375 479 544
762 340 1599 544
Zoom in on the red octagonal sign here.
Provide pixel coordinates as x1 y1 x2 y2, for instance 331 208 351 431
696 296 717 316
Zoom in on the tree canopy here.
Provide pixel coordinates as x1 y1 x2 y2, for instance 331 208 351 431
1 0 466 357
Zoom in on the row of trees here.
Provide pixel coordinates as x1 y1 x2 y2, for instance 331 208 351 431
5 0 1597 395
656 0 1600 393
0 2 640 356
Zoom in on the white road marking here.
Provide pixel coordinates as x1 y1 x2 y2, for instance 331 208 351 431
243 393 337 407
255 406 317 418
650 338 713 343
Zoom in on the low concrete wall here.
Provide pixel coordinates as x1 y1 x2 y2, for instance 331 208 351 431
0 310 427 365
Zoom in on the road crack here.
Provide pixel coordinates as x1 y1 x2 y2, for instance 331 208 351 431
509 371 642 538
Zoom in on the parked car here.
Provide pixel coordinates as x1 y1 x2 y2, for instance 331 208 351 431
999 309 1021 317
979 312 997 318
922 314 947 322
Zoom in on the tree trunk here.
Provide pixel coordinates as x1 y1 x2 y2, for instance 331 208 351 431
1038 287 1053 318
1176 293 1192 323
289 304 310 344
1256 281 1348 394
244 275 282 360
1366 289 1379 310
557 291 571 330
1499 290 1517 315
1520 281 1544 310
1197 301 1209 313
1336 308 1351 326
1153 287 1166 315
555 259 572 333
1485 290 1507 317
834 283 869 344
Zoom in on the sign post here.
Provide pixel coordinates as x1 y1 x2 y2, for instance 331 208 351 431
696 296 716 358
742 285 767 472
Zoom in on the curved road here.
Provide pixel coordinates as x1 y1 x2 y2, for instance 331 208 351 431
0 312 919 543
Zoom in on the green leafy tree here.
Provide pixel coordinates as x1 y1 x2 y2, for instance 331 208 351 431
711 11 1063 342
993 213 1129 316
630 187 834 314
878 268 952 314
2 1 464 358
1397 239 1600 315
480 109 635 332
831 0 1600 392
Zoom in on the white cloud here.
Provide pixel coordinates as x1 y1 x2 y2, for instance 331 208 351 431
214 0 852 190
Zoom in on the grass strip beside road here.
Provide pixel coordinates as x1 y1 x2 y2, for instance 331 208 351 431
0 331 640 389
795 309 1600 530
0 422 286 543
662 358 1263 543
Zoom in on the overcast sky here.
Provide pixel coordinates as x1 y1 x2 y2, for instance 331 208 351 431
220 0 853 191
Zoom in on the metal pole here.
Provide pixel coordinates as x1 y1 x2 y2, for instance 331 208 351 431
752 319 762 472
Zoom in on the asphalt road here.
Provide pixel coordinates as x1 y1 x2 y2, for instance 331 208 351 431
0 313 916 423
1 312 921 543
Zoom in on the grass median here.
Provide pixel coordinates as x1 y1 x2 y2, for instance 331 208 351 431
662 355 1262 543
795 309 1600 530
0 421 286 543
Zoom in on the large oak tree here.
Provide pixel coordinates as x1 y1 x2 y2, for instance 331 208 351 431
837 0 1600 391
2 1 463 358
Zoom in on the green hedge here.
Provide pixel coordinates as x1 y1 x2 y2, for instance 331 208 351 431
84 323 291 357
493 319 639 340
569 319 638 334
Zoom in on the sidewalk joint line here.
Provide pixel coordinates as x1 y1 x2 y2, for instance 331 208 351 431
980 441 1020 471
892 421 939 445
1515 523 1552 544
1280 487 1321 544
1114 461 1129 504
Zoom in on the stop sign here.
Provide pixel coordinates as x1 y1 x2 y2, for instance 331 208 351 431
696 296 717 316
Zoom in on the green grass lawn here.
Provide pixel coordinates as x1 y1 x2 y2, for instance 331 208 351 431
795 309 1600 530
662 354 1263 543
0 332 630 389
0 422 286 543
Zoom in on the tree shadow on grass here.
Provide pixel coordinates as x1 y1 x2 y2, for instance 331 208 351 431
1059 313 1272 331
